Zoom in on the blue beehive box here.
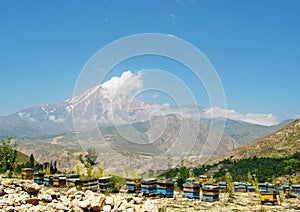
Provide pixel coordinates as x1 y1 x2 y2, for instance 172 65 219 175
202 185 219 202
234 182 239 192
125 177 141 192
291 184 300 195
278 186 284 194
141 178 157 196
238 183 247 192
258 183 268 192
246 184 256 192
33 172 45 184
43 175 53 186
183 180 200 199
218 182 227 192
157 179 174 197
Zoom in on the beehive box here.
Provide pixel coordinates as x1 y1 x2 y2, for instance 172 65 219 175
201 185 220 202
183 182 200 199
99 176 113 192
33 172 45 184
21 168 34 180
125 177 141 192
141 178 157 196
157 179 174 197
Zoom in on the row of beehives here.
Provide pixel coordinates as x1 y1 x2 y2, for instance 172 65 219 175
126 177 220 202
32 172 114 192
126 177 300 202
257 182 300 195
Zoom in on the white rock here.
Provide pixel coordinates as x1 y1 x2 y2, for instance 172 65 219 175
91 202 102 211
133 197 143 204
5 206 14 212
23 183 40 195
1 180 11 187
85 190 94 198
4 188 15 194
31 205 45 211
141 200 159 212
66 187 77 197
103 204 112 212
78 200 90 209
38 193 52 202
127 207 134 212
72 198 79 207
105 196 114 206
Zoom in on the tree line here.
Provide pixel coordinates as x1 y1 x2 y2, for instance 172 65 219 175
161 152 300 184
0 138 59 177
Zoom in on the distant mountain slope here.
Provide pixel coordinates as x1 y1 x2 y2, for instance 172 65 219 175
209 117 300 163
220 119 292 146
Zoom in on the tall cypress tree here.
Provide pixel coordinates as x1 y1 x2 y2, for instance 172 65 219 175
54 161 57 174
29 154 34 168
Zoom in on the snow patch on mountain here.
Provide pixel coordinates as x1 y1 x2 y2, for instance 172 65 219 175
48 115 65 123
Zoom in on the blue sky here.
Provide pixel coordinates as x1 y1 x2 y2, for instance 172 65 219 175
0 0 299 121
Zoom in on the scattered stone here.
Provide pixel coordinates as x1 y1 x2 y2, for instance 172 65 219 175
127 207 134 212
0 178 299 212
6 206 14 212
105 196 114 206
91 202 102 211
103 204 112 212
4 188 15 194
38 193 52 202
26 197 39 205
66 187 77 197
23 182 40 195
133 197 143 204
78 200 90 209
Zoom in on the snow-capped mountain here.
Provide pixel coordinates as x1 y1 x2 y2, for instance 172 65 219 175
0 70 293 173
0 71 285 140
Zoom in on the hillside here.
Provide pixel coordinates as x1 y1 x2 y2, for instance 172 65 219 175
16 150 31 163
209 117 300 164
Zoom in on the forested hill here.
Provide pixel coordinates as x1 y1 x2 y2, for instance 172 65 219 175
209 117 300 163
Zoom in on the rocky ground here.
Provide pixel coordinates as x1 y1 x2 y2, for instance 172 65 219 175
0 178 299 212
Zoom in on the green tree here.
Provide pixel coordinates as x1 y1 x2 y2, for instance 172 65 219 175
225 171 234 202
247 171 253 183
252 175 259 193
92 166 104 178
189 169 194 179
53 161 57 173
284 159 299 184
29 154 34 168
75 163 82 175
175 157 189 189
153 169 158 178
86 148 98 166
166 155 173 178
50 161 54 174
0 138 18 176
79 148 98 178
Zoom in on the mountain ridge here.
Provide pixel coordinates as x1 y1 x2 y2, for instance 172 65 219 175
207 117 300 165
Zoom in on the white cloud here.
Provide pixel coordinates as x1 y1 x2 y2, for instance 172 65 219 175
73 71 281 127
202 106 279 126
100 70 143 100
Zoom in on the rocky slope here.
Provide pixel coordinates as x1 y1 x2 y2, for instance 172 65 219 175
0 178 299 212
